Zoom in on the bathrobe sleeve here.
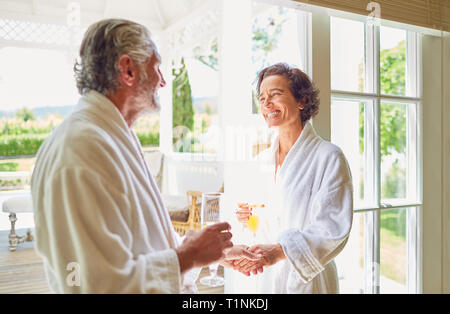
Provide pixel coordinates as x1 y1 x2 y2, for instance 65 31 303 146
39 166 182 293
277 150 353 283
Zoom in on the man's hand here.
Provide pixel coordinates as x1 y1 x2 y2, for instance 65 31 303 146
175 222 233 274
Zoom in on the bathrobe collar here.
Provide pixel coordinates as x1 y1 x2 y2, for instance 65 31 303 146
273 121 320 181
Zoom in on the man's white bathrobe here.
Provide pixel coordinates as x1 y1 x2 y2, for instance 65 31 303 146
257 122 353 294
31 91 198 293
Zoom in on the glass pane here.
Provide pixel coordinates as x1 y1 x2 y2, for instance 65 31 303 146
251 3 305 113
380 102 407 202
331 99 367 208
380 26 407 96
335 213 365 293
331 17 367 92
380 208 408 293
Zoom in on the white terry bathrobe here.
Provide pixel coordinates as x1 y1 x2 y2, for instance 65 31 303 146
31 91 199 293
256 122 353 294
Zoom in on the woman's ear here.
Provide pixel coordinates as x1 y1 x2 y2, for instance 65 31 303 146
298 97 307 110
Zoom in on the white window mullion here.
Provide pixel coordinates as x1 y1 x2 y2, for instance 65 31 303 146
365 23 375 94
296 10 312 76
363 22 381 294
405 31 421 294
407 206 421 293
373 24 383 295
406 31 419 98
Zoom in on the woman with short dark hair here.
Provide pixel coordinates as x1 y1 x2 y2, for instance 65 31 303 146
235 63 353 294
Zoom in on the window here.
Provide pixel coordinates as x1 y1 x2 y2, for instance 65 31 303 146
331 17 421 294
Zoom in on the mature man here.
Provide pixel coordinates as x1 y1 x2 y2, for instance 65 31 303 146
31 19 254 293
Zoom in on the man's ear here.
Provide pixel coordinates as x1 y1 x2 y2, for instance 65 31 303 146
117 54 136 87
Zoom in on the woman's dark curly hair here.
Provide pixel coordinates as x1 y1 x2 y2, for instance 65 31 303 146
256 63 320 123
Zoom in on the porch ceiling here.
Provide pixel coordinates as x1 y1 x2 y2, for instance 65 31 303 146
0 0 209 32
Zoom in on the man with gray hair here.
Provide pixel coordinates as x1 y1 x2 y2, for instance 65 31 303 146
31 19 256 293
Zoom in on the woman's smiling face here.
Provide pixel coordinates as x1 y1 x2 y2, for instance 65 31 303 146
259 74 303 128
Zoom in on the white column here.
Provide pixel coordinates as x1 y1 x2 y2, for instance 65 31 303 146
158 39 173 156
219 0 254 294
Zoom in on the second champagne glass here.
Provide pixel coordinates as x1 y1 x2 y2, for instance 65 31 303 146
200 192 225 287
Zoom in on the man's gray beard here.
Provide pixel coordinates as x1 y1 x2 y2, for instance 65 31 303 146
136 86 160 115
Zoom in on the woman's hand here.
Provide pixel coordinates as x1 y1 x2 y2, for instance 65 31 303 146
232 244 286 275
236 203 252 225
220 245 262 269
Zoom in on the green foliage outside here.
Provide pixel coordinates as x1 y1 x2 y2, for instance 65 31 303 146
380 209 407 285
360 41 407 156
359 40 407 200
15 108 35 122
2 117 59 136
358 40 408 285
172 58 195 137
0 162 19 171
135 131 159 147
194 39 219 71
380 41 406 96
0 112 160 160
0 134 47 157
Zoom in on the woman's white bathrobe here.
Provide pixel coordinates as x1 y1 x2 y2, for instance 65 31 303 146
257 122 353 294
30 91 199 293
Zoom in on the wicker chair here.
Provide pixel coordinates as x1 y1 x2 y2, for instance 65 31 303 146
170 185 224 236
171 190 202 236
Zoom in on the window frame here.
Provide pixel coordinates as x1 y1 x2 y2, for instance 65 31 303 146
325 15 422 294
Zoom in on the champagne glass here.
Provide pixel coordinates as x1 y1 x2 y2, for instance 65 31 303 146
247 204 264 238
200 192 225 287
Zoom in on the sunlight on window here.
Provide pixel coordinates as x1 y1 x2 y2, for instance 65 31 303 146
331 99 367 208
331 17 367 93
380 102 408 202
380 27 407 96
380 208 408 294
335 213 365 294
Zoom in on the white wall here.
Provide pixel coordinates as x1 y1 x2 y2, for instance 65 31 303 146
443 32 450 294
422 34 446 293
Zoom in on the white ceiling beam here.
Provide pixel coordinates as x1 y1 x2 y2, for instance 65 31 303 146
31 0 37 15
103 0 111 18
163 0 216 33
151 0 166 29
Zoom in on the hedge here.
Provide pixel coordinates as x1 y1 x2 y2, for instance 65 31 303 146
136 132 159 147
0 162 19 171
0 132 159 157
0 134 48 157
